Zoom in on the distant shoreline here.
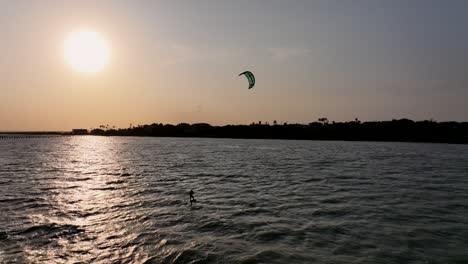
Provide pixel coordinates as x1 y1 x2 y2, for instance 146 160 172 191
1 119 468 144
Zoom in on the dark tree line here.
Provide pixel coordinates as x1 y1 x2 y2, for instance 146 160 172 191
86 119 468 144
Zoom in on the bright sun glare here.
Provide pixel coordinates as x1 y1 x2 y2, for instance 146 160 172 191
64 31 110 73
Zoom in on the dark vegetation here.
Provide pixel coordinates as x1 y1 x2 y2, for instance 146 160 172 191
86 119 468 144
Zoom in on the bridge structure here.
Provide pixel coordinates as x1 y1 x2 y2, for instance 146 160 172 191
0 133 69 140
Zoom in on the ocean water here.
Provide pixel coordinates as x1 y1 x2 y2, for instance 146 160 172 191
0 136 467 264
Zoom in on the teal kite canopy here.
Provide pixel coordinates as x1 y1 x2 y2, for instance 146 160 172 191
239 71 255 89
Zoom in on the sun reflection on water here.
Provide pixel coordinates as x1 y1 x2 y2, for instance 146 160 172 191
25 136 147 263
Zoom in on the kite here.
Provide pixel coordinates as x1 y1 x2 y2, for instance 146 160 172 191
239 71 255 89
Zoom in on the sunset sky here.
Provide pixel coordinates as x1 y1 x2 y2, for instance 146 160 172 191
1 0 467 131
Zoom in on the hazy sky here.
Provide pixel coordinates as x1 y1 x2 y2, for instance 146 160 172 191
1 0 467 131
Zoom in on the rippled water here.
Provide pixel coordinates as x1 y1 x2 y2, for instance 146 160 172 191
1 136 468 263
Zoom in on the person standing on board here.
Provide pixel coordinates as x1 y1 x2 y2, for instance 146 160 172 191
189 189 196 206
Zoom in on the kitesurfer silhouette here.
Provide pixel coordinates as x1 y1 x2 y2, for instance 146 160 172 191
189 189 196 206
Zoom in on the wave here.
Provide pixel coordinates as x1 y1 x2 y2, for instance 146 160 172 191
16 223 84 239
0 230 8 240
106 179 127 185
0 197 45 204
90 186 123 191
240 248 309 264
70 177 93 182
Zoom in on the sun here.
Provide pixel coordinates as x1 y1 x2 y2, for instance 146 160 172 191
64 31 110 73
